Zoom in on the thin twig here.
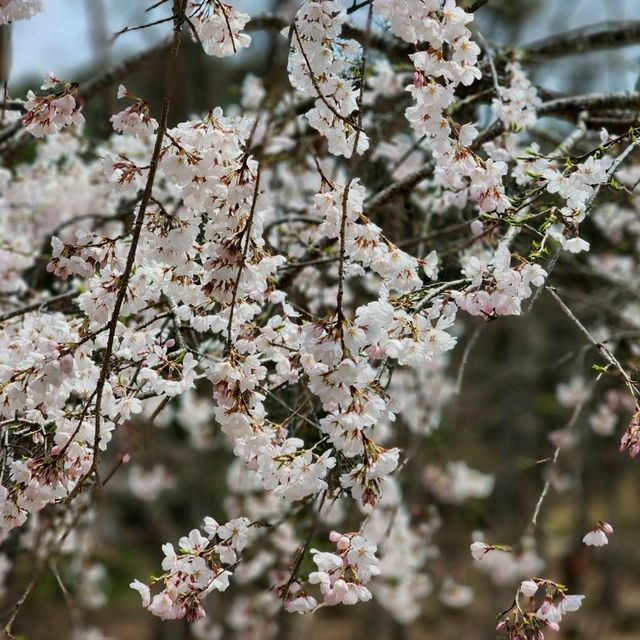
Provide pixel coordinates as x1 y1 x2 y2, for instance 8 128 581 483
112 15 175 40
2 569 43 637
216 0 237 54
164 294 188 351
454 326 483 395
226 166 262 347
546 286 638 400
525 374 601 536
291 23 363 134
476 31 500 95
73 0 188 498
0 291 78 323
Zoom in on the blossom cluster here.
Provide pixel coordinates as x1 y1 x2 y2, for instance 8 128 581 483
380 0 513 214
188 0 251 58
288 1 368 157
620 409 640 458
492 61 542 131
0 0 43 24
131 517 252 621
22 73 85 137
299 530 380 609
515 150 615 255
110 85 158 138
453 241 547 317
496 579 584 639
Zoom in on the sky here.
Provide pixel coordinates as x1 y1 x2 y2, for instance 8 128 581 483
9 0 272 86
10 0 165 86
8 0 640 92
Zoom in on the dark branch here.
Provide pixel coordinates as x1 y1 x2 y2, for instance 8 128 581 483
523 21 640 58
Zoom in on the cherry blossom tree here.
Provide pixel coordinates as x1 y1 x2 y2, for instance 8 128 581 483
1 1 640 638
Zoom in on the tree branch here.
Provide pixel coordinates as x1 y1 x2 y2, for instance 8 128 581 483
524 21 640 59
74 0 188 497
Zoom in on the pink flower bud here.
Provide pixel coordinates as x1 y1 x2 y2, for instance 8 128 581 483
333 578 348 598
60 354 74 376
470 541 491 560
336 536 350 551
330 530 350 551
186 600 205 622
598 521 614 534
520 580 538 598
413 69 425 88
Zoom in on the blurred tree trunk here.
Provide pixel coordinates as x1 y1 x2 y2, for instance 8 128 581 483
0 24 11 124
85 0 114 133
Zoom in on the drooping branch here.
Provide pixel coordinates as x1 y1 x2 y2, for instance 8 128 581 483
0 291 78 324
75 0 188 494
78 12 412 106
466 0 491 13
80 36 173 102
547 286 639 401
523 20 640 58
539 91 640 116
